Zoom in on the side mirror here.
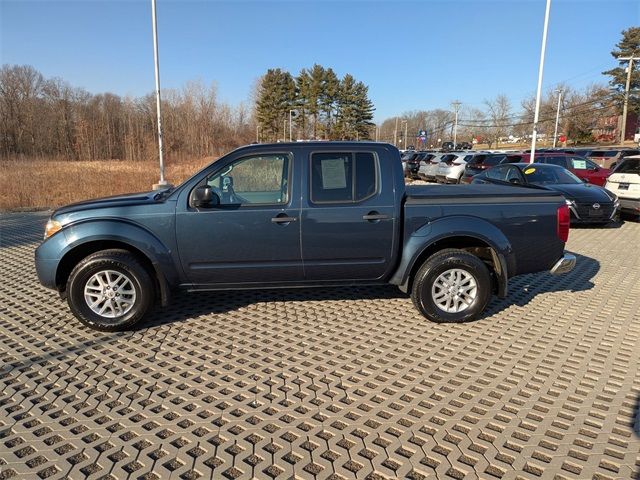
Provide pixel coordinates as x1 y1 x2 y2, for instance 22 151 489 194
582 178 589 183
191 185 220 208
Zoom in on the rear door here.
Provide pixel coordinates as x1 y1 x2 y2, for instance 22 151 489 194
301 149 396 281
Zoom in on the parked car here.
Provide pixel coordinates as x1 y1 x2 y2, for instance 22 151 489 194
420 153 456 181
634 127 640 145
522 153 611 186
471 163 619 225
605 156 640 218
456 141 473 150
408 152 434 179
586 149 640 170
436 153 475 184
441 141 455 152
460 153 524 183
35 142 575 331
401 151 420 177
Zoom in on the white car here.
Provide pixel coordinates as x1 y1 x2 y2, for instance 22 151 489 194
605 156 640 217
419 153 454 182
435 153 475 184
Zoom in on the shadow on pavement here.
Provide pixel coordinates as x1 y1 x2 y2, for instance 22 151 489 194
135 285 408 330
135 251 599 329
478 250 598 320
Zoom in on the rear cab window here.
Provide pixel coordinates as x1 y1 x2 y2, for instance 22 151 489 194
310 152 378 204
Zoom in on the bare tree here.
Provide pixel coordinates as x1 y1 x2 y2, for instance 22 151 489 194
484 94 511 148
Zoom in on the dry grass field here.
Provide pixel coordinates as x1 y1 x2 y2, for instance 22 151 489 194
0 157 214 211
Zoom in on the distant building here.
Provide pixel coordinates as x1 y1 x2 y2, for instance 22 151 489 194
592 112 638 142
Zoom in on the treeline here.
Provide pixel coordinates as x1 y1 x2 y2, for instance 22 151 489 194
377 85 616 148
256 64 375 142
0 64 254 160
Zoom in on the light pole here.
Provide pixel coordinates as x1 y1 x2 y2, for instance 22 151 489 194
618 56 638 145
553 88 563 148
394 117 399 147
151 0 169 188
530 0 552 163
452 101 461 147
289 110 296 142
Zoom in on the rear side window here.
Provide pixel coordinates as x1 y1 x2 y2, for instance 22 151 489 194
310 152 378 204
544 156 568 168
615 158 640 174
484 155 506 166
486 165 508 181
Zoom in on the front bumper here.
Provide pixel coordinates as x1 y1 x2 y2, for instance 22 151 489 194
550 253 576 275
619 197 640 214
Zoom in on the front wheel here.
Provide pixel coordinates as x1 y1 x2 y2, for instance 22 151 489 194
411 248 492 323
66 249 155 331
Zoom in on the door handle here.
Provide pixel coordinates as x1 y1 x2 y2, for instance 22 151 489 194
271 214 297 224
363 212 390 222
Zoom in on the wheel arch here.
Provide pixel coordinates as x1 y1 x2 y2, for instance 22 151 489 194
391 215 514 298
56 238 172 307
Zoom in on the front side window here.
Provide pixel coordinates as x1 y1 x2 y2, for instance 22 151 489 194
310 152 377 204
569 157 590 169
206 154 289 205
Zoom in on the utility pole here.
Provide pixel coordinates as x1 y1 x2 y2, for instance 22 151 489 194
530 0 552 163
553 88 563 148
404 121 408 148
619 56 638 145
256 124 260 143
452 101 461 147
394 117 398 147
283 118 286 142
151 0 169 189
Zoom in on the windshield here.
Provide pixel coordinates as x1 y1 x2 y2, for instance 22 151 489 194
522 165 582 185
614 158 640 174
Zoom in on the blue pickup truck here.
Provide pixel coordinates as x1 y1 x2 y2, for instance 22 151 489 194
36 142 575 331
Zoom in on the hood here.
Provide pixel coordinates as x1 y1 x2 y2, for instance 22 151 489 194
544 183 614 203
52 190 163 217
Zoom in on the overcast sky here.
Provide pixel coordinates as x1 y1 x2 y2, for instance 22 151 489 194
1 0 638 121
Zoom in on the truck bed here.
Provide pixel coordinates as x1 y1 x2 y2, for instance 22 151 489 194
405 183 562 202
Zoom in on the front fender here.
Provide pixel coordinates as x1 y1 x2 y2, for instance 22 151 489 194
36 219 179 296
390 215 515 297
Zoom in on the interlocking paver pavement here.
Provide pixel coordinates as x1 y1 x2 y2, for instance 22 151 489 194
1 212 639 480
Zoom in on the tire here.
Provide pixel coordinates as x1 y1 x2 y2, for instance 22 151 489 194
66 249 155 331
411 248 492 323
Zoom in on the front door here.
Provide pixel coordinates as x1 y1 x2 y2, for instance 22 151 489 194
300 151 396 281
176 152 303 286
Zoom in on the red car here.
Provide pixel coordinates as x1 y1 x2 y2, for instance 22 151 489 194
521 152 611 186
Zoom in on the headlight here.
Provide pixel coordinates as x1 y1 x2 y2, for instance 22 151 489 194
44 219 62 239
565 199 575 206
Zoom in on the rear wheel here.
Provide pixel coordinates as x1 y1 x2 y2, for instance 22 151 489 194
66 249 154 331
411 248 492 323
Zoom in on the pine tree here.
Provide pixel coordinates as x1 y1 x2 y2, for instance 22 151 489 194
307 64 325 139
295 69 311 138
335 74 358 140
603 27 640 114
320 68 339 138
255 68 296 142
353 81 375 139
334 75 375 140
